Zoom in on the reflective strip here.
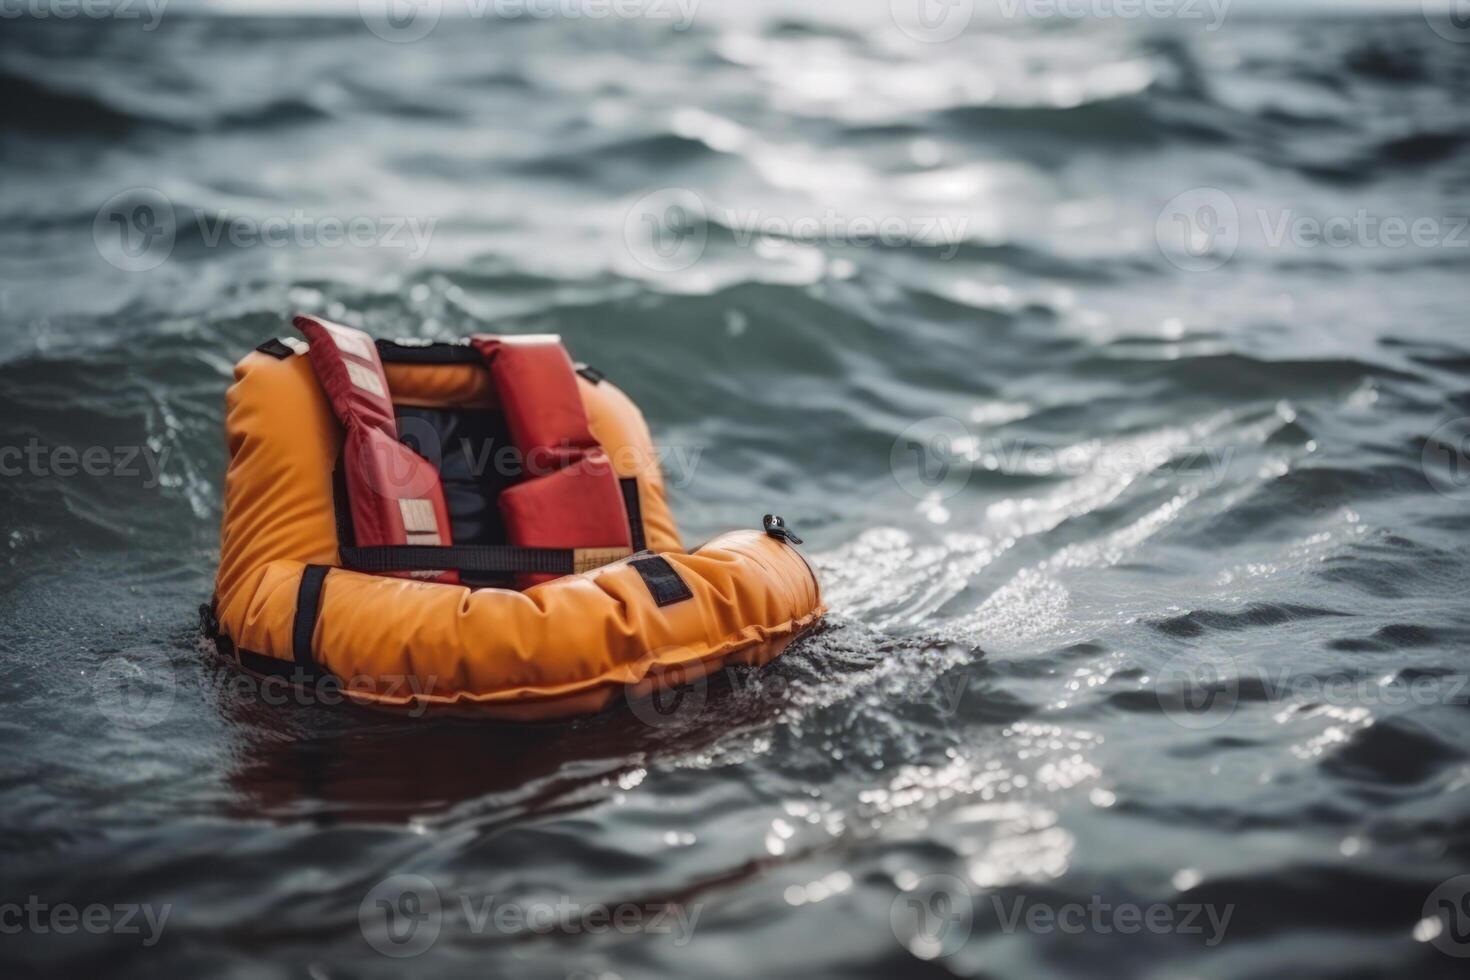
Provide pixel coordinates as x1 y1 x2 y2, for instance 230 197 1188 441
328 327 372 358
496 333 562 346
398 498 438 534
402 499 444 574
345 360 385 397
573 547 633 574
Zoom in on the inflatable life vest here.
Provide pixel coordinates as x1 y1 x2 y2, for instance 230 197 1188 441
202 315 823 720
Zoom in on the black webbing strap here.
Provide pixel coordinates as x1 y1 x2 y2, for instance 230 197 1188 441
339 544 577 576
629 556 693 607
620 477 645 552
292 565 330 669
374 339 482 364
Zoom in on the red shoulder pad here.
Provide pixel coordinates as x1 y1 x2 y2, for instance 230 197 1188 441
296 315 458 584
498 451 632 587
473 334 632 587
473 335 598 470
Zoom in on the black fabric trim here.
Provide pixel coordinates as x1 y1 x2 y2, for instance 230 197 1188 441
291 565 330 670
259 336 480 363
375 340 482 364
255 338 297 359
331 455 356 548
575 363 605 384
620 477 645 552
211 632 333 685
243 644 326 681
629 556 693 608
340 544 576 576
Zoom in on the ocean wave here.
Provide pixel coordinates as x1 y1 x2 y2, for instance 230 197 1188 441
2 10 1468 979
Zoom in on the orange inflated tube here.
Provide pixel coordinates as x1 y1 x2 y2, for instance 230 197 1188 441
204 318 824 720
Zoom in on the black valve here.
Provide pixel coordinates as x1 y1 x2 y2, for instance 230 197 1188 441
762 514 803 546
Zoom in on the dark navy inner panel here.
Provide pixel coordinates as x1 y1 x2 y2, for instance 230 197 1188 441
395 406 518 586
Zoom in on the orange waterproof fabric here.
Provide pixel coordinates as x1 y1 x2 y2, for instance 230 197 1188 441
213 344 823 719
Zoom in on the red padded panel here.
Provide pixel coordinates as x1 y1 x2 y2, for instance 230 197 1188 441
498 451 632 587
472 335 597 472
295 315 396 435
295 314 457 584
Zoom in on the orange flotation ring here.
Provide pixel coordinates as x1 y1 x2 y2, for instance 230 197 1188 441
202 315 823 720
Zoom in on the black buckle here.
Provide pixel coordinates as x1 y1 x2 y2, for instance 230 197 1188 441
254 338 297 360
762 514 803 546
